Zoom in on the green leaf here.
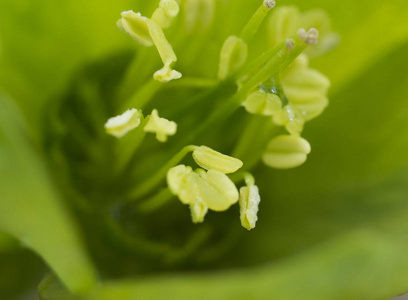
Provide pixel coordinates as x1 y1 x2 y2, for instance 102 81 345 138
0 92 97 293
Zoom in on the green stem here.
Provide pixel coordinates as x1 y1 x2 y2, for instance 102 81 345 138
167 77 218 89
117 47 155 101
127 145 198 201
240 3 274 43
104 214 171 256
237 38 307 100
115 116 150 174
120 79 162 112
138 187 174 213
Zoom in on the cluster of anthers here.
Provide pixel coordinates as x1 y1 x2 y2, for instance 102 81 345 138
105 0 334 230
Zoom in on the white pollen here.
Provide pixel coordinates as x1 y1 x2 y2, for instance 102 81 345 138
263 0 276 9
285 38 295 50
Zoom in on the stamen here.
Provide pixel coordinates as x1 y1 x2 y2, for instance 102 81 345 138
305 28 319 45
105 109 142 138
143 109 177 142
145 19 182 82
192 146 243 174
285 38 296 51
297 28 308 41
262 134 311 169
297 28 319 45
152 0 180 29
167 165 240 223
263 0 276 9
117 11 153 46
239 173 261 231
240 0 276 42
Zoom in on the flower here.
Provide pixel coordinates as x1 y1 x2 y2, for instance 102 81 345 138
1 0 408 299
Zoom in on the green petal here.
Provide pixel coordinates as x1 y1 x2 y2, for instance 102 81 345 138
0 93 97 293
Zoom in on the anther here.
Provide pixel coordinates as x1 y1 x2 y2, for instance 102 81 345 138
297 28 308 41
305 28 319 45
263 0 276 9
285 38 295 51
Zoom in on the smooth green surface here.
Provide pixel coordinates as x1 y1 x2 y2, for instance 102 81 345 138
0 93 97 293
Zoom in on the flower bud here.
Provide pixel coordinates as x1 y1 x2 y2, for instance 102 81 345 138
192 146 243 174
262 135 311 169
104 109 142 138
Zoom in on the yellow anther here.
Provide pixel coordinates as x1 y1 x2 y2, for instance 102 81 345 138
104 109 142 138
192 146 243 174
262 134 311 169
117 11 153 46
243 90 282 116
167 165 239 223
143 109 177 142
167 165 194 203
239 184 260 230
218 36 248 80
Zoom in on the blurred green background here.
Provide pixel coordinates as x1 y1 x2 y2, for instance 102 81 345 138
1 0 408 299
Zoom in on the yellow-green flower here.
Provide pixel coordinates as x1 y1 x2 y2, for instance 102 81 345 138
1 0 408 299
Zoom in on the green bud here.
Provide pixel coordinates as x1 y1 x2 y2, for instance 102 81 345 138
262 135 311 169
